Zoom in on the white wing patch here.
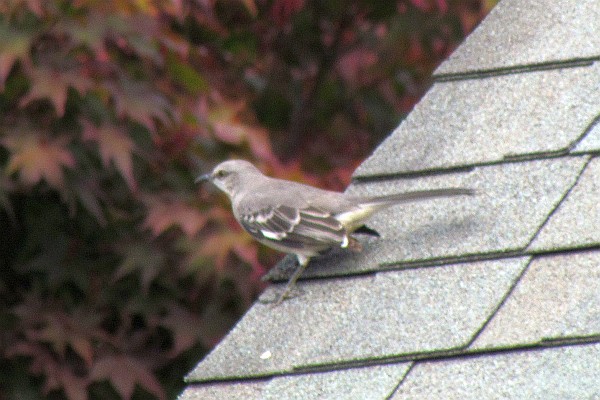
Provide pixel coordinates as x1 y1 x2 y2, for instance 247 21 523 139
255 210 273 224
240 205 348 251
261 229 286 240
341 235 349 248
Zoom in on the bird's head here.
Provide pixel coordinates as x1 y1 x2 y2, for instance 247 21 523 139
196 160 261 198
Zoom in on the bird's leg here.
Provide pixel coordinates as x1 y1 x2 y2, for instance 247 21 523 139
346 236 363 252
274 255 310 305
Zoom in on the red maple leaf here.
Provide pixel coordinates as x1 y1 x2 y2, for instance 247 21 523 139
91 355 166 400
82 121 138 190
2 131 76 189
21 63 94 116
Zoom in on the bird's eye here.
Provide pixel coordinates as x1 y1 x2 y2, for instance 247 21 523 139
215 170 228 179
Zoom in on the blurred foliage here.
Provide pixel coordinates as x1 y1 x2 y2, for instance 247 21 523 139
0 0 496 399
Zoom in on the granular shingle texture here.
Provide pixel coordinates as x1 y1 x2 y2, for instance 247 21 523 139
391 343 600 400
528 157 600 251
180 0 600 398
187 258 527 381
473 251 600 349
181 364 410 400
573 121 600 153
436 0 600 74
354 63 600 178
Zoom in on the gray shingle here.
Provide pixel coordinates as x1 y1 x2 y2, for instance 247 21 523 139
391 343 600 400
262 364 410 400
354 62 600 178
573 121 600 153
267 157 587 281
472 251 600 349
179 381 265 400
181 1 600 398
180 364 409 400
436 0 600 75
528 157 600 251
186 257 527 382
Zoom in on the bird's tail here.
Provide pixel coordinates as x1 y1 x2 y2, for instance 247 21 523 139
339 188 475 232
360 188 475 208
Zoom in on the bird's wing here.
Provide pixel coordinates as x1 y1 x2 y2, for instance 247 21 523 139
239 205 349 251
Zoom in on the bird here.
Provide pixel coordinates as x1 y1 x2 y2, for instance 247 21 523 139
197 160 474 304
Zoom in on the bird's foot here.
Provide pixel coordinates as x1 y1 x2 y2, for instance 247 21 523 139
259 256 309 306
258 284 305 305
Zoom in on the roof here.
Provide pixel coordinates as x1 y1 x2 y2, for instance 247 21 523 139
180 0 600 398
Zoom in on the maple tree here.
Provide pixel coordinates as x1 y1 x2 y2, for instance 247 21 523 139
0 0 496 399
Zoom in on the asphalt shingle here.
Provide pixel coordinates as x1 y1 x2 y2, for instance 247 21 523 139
267 157 587 281
181 364 409 400
573 121 600 153
354 62 600 178
472 251 600 349
186 258 527 382
179 381 265 400
182 1 600 398
263 364 410 400
436 0 600 75
528 157 599 252
391 343 600 399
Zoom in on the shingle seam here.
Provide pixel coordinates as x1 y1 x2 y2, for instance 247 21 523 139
568 113 600 152
267 245 600 283
185 360 414 385
377 251 524 271
352 152 588 183
462 256 534 348
433 57 598 82
185 336 600 385
352 165 475 184
289 335 600 377
265 251 525 283
182 375 271 386
381 246 600 272
572 148 600 156
183 372 274 385
527 243 600 257
386 363 416 400
523 155 594 249
539 334 600 347
385 336 600 396
501 149 570 162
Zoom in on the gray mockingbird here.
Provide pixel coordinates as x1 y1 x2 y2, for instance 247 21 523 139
197 160 474 304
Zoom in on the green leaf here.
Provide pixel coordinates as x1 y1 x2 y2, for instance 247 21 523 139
166 52 208 94
0 20 34 89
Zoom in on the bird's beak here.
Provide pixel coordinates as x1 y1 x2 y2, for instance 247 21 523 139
195 173 212 184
